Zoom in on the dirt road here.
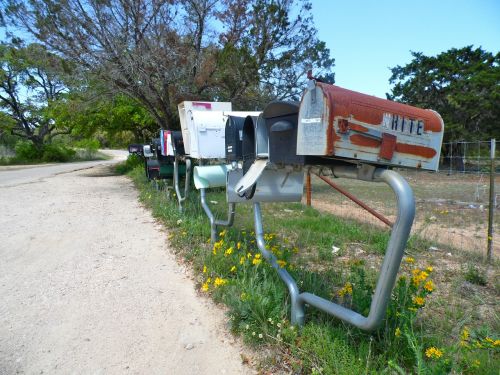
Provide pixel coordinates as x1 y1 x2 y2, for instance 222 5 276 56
0 155 251 374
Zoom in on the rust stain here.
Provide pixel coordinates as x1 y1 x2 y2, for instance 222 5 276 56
349 135 437 159
317 83 443 133
350 134 381 148
325 89 336 155
348 123 369 133
395 143 437 158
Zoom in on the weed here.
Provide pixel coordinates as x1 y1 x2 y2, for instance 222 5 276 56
464 264 487 286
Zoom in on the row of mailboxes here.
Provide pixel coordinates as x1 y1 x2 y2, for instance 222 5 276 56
160 130 185 157
178 100 260 160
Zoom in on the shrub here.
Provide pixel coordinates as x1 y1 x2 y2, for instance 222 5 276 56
14 140 40 161
41 144 76 162
115 154 143 174
464 264 487 286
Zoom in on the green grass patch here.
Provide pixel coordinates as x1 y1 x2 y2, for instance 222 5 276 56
129 165 499 374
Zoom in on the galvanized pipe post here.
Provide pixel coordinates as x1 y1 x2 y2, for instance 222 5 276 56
200 188 236 243
252 166 415 331
253 203 305 325
174 157 191 212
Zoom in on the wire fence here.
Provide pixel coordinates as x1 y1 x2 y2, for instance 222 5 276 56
307 140 498 259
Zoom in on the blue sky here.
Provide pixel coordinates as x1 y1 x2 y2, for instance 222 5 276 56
311 0 500 98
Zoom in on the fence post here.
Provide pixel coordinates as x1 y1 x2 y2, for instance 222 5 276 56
306 171 312 206
487 138 495 262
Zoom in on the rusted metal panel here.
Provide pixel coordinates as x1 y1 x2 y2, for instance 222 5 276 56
297 82 444 171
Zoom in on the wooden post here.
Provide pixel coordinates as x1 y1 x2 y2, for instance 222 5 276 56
306 171 312 206
487 139 495 262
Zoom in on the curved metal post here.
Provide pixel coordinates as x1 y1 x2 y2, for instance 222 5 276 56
200 188 236 243
253 203 305 325
174 157 191 212
253 167 415 331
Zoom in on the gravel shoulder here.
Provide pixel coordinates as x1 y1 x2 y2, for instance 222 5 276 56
0 162 252 374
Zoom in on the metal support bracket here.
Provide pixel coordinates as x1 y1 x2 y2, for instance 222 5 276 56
200 188 236 243
252 166 415 331
174 157 192 212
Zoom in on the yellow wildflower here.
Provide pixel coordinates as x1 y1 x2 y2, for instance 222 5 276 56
252 258 262 266
237 242 241 250
405 257 415 264
493 340 500 347
338 282 353 297
277 260 287 268
219 229 226 237
247 252 252 258
254 253 261 259
203 265 207 273
425 347 443 359
461 327 469 341
214 277 228 288
413 296 425 306
224 247 233 256
206 277 211 284
426 266 433 272
201 282 209 292
230 266 237 272
424 280 434 292
395 328 401 337
239 256 245 265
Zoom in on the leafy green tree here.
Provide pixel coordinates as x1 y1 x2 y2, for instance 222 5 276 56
388 46 500 142
2 0 334 129
0 42 73 149
50 91 157 143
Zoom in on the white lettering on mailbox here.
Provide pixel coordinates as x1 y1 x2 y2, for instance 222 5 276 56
382 113 424 136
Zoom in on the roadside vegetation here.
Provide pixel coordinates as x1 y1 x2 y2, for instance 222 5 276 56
0 137 108 165
122 161 499 374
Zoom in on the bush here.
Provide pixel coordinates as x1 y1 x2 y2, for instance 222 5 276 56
41 144 76 162
464 264 487 286
115 154 143 174
73 138 100 159
14 140 41 161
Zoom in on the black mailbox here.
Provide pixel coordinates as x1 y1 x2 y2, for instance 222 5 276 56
128 143 144 156
225 116 246 162
171 131 185 157
145 158 160 180
264 101 306 166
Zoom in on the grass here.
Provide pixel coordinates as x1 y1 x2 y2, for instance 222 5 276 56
124 161 499 374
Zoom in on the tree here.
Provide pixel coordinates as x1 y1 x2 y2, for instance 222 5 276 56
0 42 73 149
388 46 500 142
50 90 157 143
2 0 334 129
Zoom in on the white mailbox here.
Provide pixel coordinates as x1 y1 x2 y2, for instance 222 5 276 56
179 101 260 159
178 101 232 157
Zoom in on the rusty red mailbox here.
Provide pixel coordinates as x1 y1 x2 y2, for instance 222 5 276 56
297 81 444 170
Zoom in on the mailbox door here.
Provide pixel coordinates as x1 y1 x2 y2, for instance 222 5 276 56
297 82 444 170
189 111 228 159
